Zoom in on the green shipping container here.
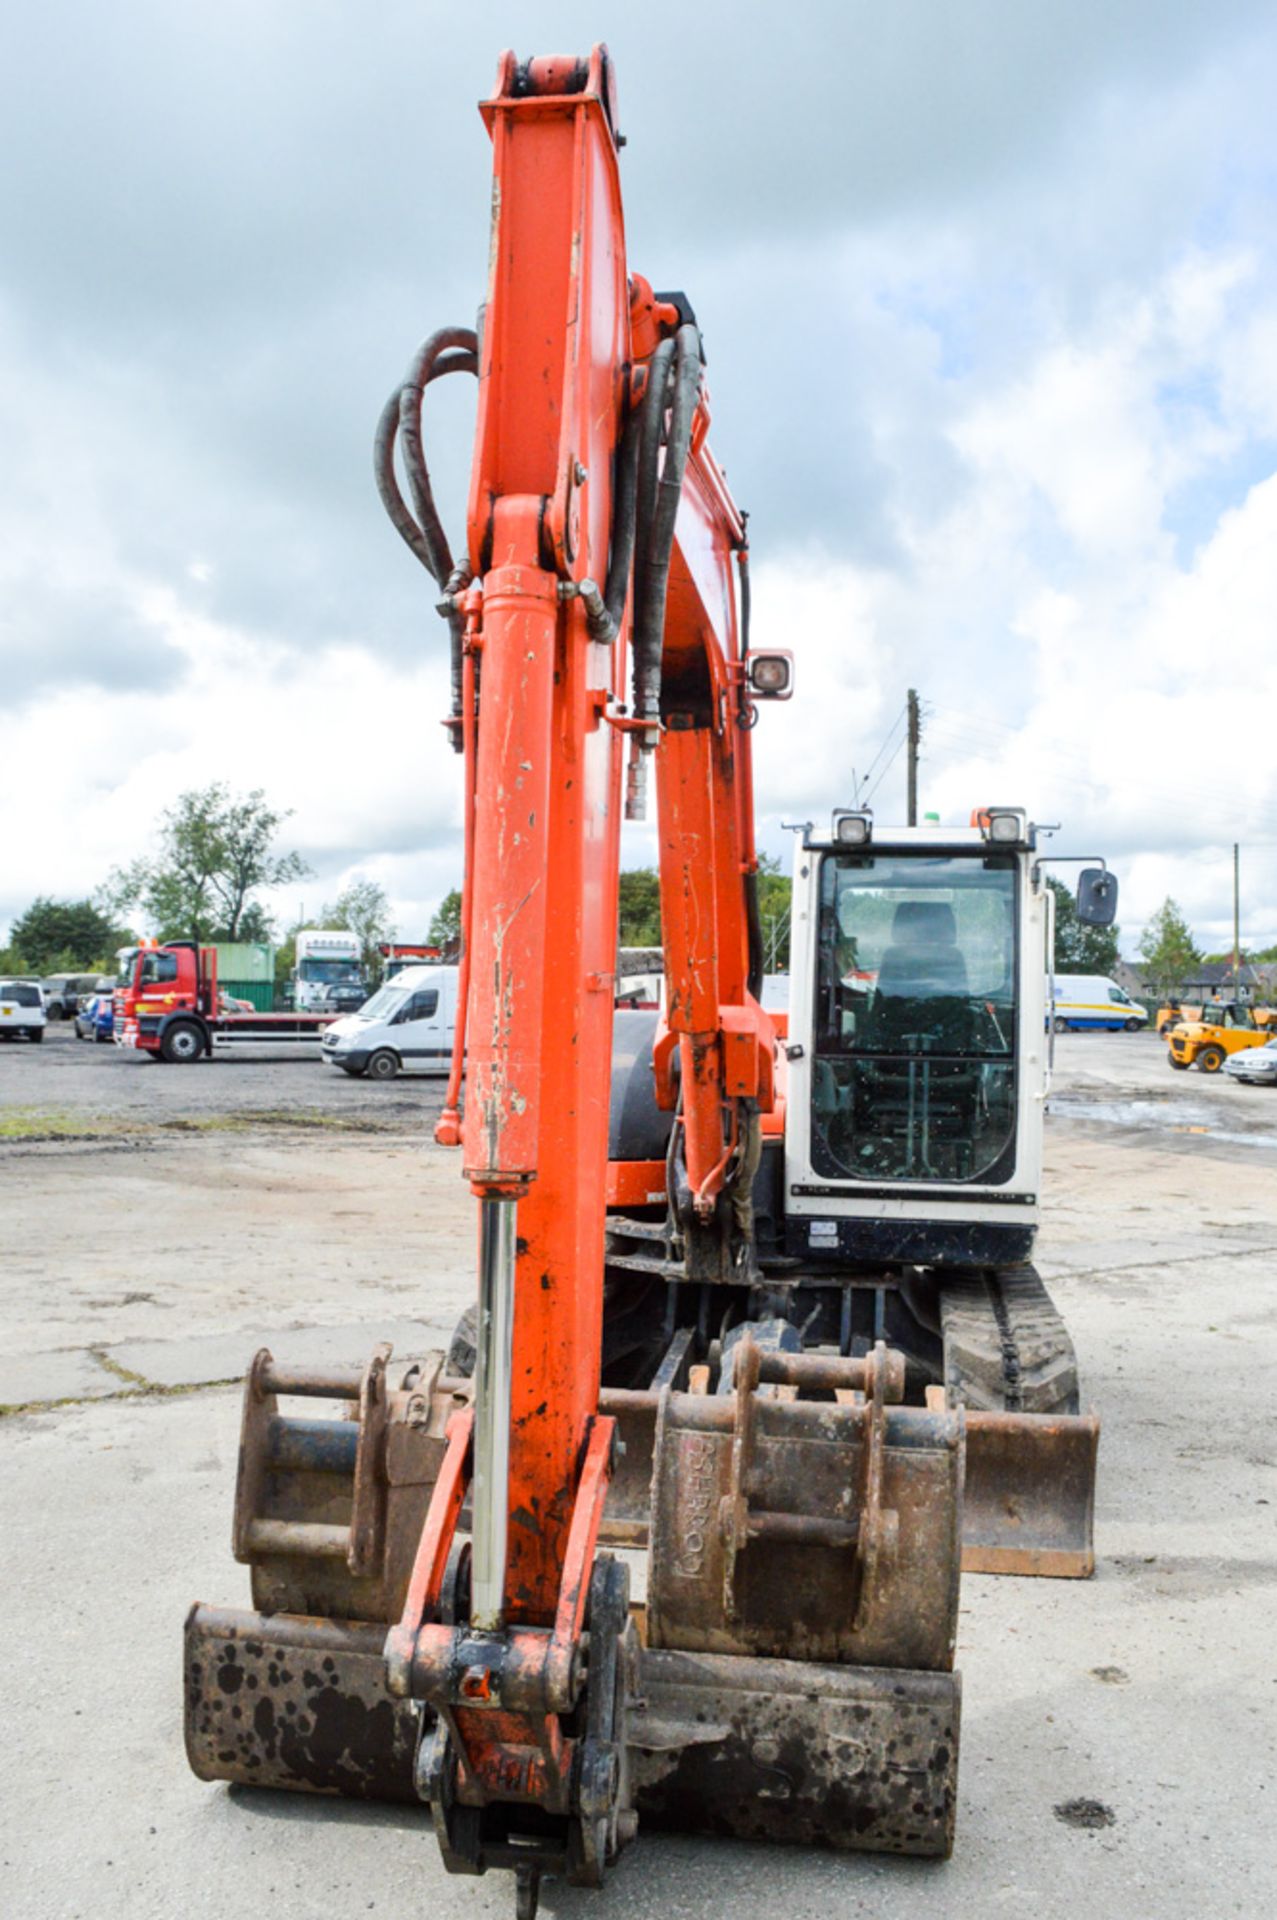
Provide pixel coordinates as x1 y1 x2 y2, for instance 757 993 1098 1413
213 942 275 982
222 980 275 1011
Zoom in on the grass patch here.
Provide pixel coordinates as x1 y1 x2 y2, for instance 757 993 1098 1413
0 1374 241 1419
0 1105 409 1143
0 1107 136 1142
89 1347 152 1388
160 1109 403 1135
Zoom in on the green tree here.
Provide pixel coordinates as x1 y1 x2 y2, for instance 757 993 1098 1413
8 896 126 973
756 853 792 971
234 902 276 946
1138 897 1201 999
617 869 662 946
107 785 309 943
323 878 396 979
428 888 463 951
614 861 792 966
1047 877 1121 974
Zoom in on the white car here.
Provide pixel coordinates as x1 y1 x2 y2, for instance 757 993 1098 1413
1223 1037 1277 1086
320 964 458 1080
0 979 47 1042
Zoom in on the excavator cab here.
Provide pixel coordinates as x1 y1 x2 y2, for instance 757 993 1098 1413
800 836 1028 1227
812 859 1017 1186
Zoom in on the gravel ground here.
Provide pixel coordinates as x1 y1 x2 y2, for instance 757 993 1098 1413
1 1025 1274 1918
0 1017 449 1124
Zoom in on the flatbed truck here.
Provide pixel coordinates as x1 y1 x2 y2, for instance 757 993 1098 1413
115 941 336 1061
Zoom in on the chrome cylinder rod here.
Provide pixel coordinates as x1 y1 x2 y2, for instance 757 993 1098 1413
470 1196 517 1631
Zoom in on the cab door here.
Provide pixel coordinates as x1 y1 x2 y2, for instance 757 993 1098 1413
391 986 447 1072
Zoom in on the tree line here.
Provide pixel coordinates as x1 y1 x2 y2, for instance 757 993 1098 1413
0 782 470 984
0 784 386 981
6 783 1264 996
1135 897 1277 999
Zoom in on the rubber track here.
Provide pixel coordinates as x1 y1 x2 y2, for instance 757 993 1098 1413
940 1265 1080 1416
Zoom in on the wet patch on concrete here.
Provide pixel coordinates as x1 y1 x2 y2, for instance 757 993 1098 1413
1054 1798 1117 1830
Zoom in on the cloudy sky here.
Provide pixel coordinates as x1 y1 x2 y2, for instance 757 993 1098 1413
3 0 1276 955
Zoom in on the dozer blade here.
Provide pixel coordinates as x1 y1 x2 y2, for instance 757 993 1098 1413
631 1649 959 1856
961 1410 1099 1578
185 1605 422 1802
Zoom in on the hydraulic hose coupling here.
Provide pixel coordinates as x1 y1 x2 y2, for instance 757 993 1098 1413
558 576 618 645
623 729 659 821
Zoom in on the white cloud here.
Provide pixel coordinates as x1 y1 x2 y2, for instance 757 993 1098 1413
0 588 465 938
4 2 1277 965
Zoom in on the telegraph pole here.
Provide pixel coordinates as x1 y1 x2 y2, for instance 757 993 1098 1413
906 688 920 826
1233 843 1241 998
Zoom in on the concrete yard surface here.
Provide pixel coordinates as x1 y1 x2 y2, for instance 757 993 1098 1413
1 1028 1275 1918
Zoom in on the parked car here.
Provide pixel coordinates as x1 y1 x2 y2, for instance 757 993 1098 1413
320 965 457 1079
1222 1037 1277 1086
317 981 368 1015
0 979 47 1041
74 988 116 1042
40 972 103 1020
218 991 256 1014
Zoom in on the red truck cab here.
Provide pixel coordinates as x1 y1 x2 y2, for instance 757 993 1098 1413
116 941 215 1058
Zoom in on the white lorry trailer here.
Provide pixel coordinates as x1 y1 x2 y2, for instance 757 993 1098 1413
293 929 365 1011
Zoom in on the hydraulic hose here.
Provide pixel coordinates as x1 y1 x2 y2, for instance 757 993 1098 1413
374 326 478 744
737 540 751 660
744 869 764 1003
632 336 675 667
631 325 702 725
603 396 643 634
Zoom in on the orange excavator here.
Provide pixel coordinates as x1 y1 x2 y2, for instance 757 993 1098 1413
183 46 1085 1913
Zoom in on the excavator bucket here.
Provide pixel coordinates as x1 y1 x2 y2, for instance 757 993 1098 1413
962 1410 1098 1577
601 1390 1099 1581
186 1334 964 1862
632 1651 959 1855
185 1606 422 1802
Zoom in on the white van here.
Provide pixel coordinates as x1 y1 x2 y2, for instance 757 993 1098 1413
0 979 47 1042
1051 974 1148 1032
320 965 458 1079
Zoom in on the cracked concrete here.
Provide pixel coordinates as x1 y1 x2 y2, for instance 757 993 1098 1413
1 1027 1274 1918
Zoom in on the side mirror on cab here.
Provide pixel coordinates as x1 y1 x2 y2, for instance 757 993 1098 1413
1076 867 1118 927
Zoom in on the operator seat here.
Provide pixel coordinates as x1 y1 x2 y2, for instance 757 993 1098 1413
858 900 977 1177
875 900 969 1009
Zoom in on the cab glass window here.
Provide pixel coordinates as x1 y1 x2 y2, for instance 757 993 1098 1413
139 952 179 986
810 853 1018 1184
396 989 439 1023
